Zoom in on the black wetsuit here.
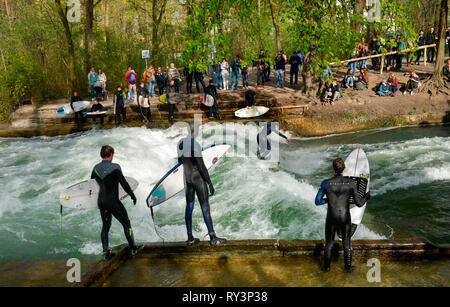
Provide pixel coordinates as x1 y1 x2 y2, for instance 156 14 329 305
245 90 256 107
257 123 287 159
113 90 127 124
315 174 370 271
91 160 137 252
177 137 215 237
90 103 104 124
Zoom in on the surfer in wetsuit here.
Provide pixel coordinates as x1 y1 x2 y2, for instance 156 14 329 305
177 121 226 246
315 158 370 272
256 120 290 159
91 145 144 261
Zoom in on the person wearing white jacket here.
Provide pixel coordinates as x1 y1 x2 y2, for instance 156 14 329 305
220 58 230 90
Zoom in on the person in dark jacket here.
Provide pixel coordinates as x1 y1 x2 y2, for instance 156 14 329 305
213 61 222 89
288 51 301 85
183 66 194 94
393 35 404 70
245 89 256 108
113 85 127 125
90 99 104 125
315 158 371 272
425 27 438 63
166 79 179 123
155 67 166 96
203 79 222 120
323 79 340 104
70 91 85 125
256 57 265 88
194 67 206 93
91 145 144 261
274 53 286 88
137 81 151 122
369 37 379 69
415 31 425 65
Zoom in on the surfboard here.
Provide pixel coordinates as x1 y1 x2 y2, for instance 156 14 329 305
59 176 139 209
200 94 215 107
235 106 269 118
84 111 108 117
146 143 231 208
57 101 90 115
340 148 370 238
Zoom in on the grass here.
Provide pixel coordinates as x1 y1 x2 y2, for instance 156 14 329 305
339 111 354 120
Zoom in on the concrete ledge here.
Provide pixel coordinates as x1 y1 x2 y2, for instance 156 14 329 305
79 238 449 287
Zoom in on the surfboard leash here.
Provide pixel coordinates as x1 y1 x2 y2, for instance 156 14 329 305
150 207 166 245
59 205 80 259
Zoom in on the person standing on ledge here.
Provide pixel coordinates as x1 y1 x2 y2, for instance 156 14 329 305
315 158 370 273
91 145 144 261
177 121 227 246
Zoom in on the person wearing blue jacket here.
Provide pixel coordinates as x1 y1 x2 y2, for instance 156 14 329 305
377 80 391 96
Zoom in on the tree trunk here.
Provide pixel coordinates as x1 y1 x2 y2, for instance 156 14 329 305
352 0 365 32
301 50 315 96
55 0 77 92
268 0 282 52
151 0 168 67
84 0 94 76
104 0 109 45
419 0 449 95
433 0 447 79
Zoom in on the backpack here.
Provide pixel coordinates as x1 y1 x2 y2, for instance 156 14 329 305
129 72 135 84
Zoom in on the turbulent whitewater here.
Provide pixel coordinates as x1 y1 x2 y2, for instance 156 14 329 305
0 124 448 260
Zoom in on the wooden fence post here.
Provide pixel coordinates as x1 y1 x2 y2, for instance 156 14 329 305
424 48 427 66
380 55 384 74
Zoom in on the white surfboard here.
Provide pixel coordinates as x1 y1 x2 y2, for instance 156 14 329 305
235 106 269 118
146 143 231 208
341 148 370 237
201 94 215 107
57 101 90 114
84 111 108 116
59 177 139 209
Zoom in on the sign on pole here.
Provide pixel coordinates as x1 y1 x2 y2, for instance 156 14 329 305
142 50 150 59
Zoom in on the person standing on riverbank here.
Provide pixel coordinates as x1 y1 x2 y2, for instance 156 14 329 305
70 91 85 125
114 85 127 125
125 66 137 103
88 67 98 100
91 145 144 261
315 158 371 273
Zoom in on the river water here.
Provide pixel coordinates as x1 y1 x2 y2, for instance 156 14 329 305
0 124 448 260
